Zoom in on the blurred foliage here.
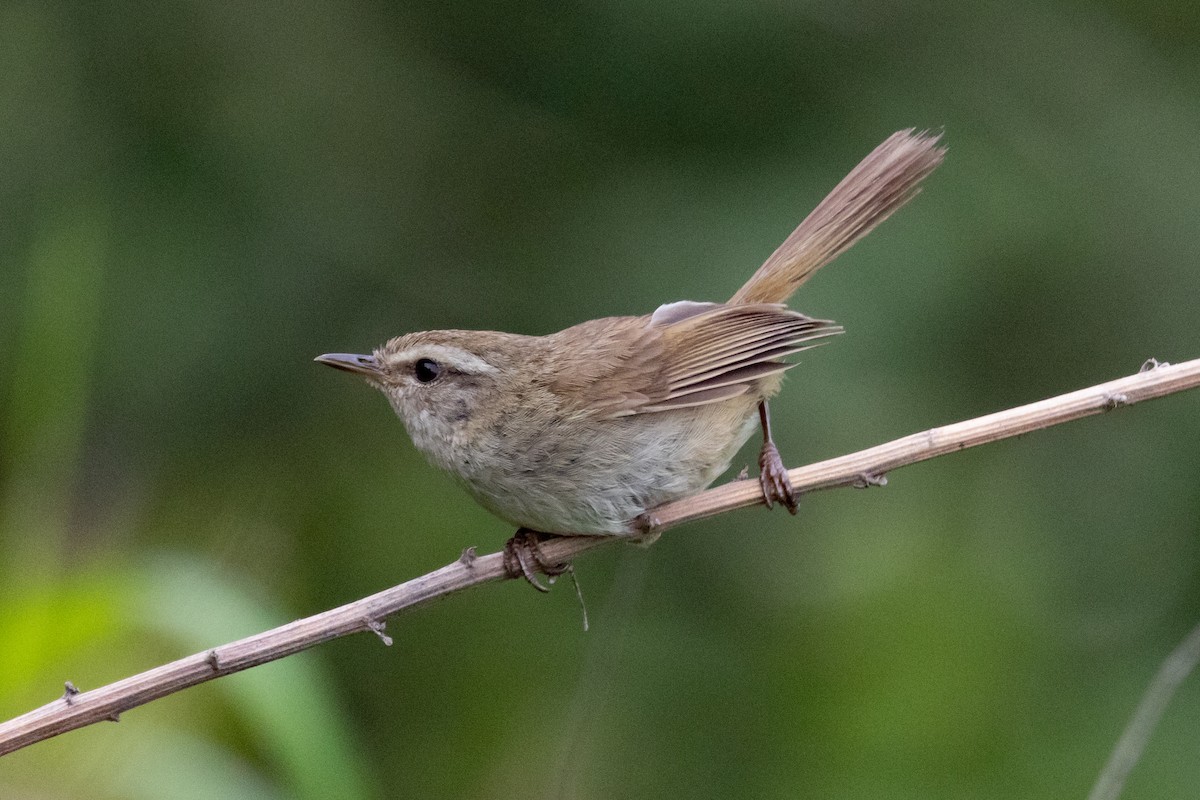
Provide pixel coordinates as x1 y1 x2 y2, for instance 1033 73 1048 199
3 0 1200 797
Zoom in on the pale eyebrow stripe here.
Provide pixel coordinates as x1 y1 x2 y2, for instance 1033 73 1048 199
384 345 499 375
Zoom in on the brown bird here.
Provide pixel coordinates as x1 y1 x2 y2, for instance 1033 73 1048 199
318 130 945 583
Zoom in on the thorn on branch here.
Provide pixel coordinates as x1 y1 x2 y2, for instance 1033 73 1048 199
206 650 221 672
852 472 888 489
634 512 661 534
735 465 750 480
364 618 393 646
1140 358 1170 373
63 682 80 706
1103 393 1130 411
106 711 120 723
458 546 477 567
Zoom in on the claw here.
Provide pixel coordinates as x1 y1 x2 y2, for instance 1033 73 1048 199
759 440 799 514
756 400 799 514
503 529 570 592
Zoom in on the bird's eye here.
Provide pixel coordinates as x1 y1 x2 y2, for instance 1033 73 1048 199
413 358 442 383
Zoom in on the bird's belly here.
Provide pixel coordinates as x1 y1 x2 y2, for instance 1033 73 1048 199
453 400 761 535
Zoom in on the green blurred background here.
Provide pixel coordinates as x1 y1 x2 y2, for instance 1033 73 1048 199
3 1 1200 797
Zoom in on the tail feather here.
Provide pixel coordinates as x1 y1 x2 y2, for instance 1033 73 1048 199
730 129 945 305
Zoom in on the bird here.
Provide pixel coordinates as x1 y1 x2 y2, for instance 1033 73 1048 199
317 129 945 585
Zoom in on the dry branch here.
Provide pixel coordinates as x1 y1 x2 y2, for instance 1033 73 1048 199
2 357 1199 757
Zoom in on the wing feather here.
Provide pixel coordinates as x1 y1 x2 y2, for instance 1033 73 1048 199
550 303 840 418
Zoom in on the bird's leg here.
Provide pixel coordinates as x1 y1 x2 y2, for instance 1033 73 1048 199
757 400 798 514
503 529 571 592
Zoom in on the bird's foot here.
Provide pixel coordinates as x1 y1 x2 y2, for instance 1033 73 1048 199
758 441 799 514
503 529 571 592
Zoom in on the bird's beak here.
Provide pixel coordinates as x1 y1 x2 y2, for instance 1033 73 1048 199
314 352 381 377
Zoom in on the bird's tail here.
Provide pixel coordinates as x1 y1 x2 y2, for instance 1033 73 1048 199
730 129 946 305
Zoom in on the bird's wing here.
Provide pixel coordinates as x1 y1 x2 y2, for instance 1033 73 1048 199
550 303 840 418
